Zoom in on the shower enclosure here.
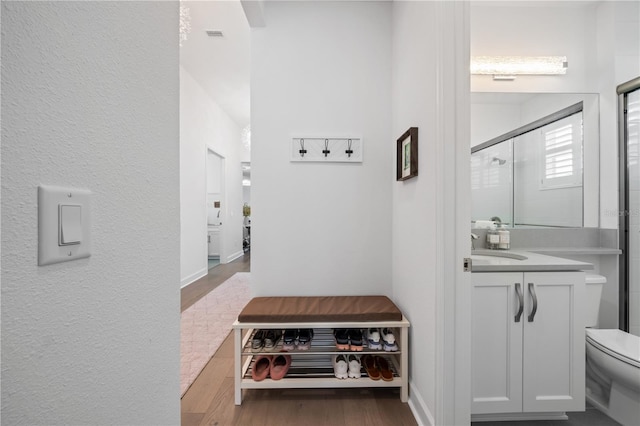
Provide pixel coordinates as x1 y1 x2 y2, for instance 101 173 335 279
618 77 640 336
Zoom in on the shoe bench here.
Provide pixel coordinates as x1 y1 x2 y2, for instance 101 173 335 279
233 295 410 405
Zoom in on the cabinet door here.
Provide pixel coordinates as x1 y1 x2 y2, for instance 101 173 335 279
208 231 220 257
471 272 524 414
522 272 585 413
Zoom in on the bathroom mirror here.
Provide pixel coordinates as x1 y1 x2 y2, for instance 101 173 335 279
471 93 599 228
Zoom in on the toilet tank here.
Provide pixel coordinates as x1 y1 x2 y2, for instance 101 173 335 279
585 274 606 328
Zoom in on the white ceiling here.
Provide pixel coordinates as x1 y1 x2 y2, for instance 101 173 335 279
180 0 251 129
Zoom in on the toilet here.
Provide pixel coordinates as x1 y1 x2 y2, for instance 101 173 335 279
585 273 640 426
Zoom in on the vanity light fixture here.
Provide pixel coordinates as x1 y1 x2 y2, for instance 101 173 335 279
471 56 568 80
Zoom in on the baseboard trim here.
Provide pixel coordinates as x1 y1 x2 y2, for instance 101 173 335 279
408 380 435 426
226 250 244 263
180 267 208 289
471 412 568 422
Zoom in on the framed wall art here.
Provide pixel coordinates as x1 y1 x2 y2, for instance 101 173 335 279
396 127 418 181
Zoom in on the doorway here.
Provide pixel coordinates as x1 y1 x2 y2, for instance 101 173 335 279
206 148 226 267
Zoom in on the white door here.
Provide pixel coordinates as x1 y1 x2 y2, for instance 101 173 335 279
522 272 585 413
471 272 524 414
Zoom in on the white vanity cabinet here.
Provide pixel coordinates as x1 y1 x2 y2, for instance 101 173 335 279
207 227 220 257
471 271 585 419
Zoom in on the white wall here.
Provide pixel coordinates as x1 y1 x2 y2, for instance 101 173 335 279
180 67 245 286
392 2 470 424
391 2 438 420
471 2 596 93
250 1 393 297
1 2 180 424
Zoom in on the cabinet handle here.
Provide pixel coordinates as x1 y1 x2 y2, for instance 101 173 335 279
208 235 211 243
527 283 538 322
514 283 524 322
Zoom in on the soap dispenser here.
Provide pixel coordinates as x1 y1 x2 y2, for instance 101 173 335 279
486 224 499 250
497 224 510 250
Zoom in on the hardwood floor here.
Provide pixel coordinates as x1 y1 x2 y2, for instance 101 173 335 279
181 252 251 312
180 252 418 426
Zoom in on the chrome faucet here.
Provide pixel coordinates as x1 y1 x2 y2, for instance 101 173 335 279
471 233 479 250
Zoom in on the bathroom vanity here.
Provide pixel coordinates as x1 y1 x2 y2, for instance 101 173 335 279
471 250 592 422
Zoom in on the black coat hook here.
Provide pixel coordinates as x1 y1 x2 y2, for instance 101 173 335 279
299 139 307 157
345 139 354 157
322 139 331 157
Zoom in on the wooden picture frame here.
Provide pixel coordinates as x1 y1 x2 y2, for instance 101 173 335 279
396 127 418 181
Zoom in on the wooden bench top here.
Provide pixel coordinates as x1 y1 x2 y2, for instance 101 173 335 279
237 295 402 323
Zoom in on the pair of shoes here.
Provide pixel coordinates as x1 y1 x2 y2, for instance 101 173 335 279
381 328 398 352
333 354 361 379
362 355 393 381
366 328 382 350
282 329 297 350
282 329 314 350
251 352 292 381
251 329 281 351
333 329 364 351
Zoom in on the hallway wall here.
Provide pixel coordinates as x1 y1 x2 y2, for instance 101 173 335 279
250 1 393 297
180 67 245 287
1 2 180 424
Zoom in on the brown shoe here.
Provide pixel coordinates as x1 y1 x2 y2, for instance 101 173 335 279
376 356 393 381
362 354 381 380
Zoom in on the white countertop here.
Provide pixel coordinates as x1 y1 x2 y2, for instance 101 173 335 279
471 249 593 272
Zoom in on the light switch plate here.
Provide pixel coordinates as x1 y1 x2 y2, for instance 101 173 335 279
38 185 91 266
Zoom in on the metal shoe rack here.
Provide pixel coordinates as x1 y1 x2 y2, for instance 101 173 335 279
233 318 410 405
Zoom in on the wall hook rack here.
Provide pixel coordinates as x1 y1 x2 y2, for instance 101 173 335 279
291 136 362 163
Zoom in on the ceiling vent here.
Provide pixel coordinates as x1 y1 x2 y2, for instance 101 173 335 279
206 30 224 38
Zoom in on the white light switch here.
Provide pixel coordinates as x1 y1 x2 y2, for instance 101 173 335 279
59 204 82 245
38 185 91 266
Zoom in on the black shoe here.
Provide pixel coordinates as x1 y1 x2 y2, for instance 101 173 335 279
348 329 364 351
334 328 350 350
282 329 296 350
297 329 313 350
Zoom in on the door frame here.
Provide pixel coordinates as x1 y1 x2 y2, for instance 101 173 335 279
617 76 640 331
206 147 227 264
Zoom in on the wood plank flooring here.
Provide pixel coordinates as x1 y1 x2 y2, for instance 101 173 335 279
181 253 251 313
180 253 418 426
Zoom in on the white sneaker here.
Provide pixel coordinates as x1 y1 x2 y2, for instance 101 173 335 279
381 328 398 352
348 354 361 379
367 328 382 350
333 355 348 379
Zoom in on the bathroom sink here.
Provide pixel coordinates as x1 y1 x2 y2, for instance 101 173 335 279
470 249 592 272
471 250 528 260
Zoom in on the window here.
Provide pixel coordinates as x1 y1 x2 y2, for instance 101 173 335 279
539 112 583 190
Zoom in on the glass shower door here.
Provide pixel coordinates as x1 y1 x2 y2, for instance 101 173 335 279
620 80 640 336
